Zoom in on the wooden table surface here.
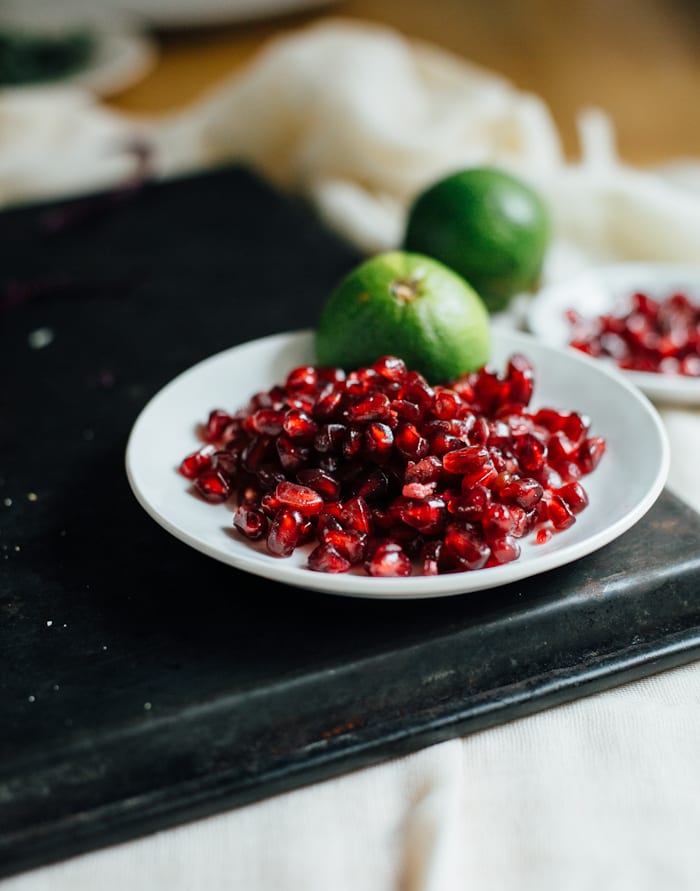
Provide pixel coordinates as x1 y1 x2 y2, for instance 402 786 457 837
108 0 700 166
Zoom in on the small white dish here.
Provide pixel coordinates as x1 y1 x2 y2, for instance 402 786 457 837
125 328 669 600
0 4 157 97
527 262 700 405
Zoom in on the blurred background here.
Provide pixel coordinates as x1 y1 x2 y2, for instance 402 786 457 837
108 0 700 164
2 0 699 167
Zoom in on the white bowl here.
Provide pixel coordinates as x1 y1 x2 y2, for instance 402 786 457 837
527 262 700 405
125 328 669 600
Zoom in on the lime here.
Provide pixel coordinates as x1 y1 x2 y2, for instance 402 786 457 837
314 250 490 384
402 166 550 312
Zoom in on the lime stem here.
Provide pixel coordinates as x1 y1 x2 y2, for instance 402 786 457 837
390 278 420 304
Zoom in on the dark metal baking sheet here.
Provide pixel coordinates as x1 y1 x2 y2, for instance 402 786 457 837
2 167 699 879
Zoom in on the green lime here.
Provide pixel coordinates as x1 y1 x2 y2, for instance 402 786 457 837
314 250 490 384
402 166 550 312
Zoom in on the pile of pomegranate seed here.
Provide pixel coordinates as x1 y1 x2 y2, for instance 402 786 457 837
178 354 605 577
566 291 700 375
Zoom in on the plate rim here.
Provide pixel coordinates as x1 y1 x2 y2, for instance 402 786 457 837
125 327 670 600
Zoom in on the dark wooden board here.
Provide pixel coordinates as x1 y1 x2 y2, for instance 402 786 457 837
2 167 699 879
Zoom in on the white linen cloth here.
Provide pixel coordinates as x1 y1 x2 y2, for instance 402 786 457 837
3 18 700 891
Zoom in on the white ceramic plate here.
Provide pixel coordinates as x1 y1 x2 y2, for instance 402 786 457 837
125 328 669 600
527 262 700 405
61 26 157 97
0 4 157 97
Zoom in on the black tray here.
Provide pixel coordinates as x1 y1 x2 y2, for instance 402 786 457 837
2 167 700 880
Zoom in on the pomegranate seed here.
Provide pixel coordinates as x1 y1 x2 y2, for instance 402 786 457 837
469 416 490 445
373 355 408 382
399 373 434 411
420 540 443 575
308 543 351 573
275 481 324 516
366 541 412 577
482 502 516 538
499 477 544 510
283 409 318 441
275 435 310 472
507 354 534 405
442 446 490 475
562 413 589 446
314 423 346 454
551 459 582 484
534 463 563 490
195 470 230 503
355 468 389 501
285 365 319 393
497 409 533 437
321 500 343 519
205 409 233 442
323 529 368 564
390 399 422 423
546 494 576 530
395 422 429 460
233 505 268 540
547 431 578 463
318 366 346 385
242 435 272 472
404 456 443 485
342 426 364 461
489 534 521 564
402 481 437 499
267 507 304 557
429 432 465 456
447 485 491 519
179 445 215 479
365 423 394 462
557 481 590 514
212 449 239 479
473 369 510 414
255 464 286 491
444 524 490 570
296 468 341 501
313 387 343 420
536 527 553 545
517 434 547 473
509 505 530 537
460 462 498 489
578 437 606 473
341 496 372 534
260 492 281 516
250 409 285 435
391 495 446 535
533 408 567 432
347 392 392 423
432 389 464 419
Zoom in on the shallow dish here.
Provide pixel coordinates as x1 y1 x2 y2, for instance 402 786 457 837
527 262 700 405
0 3 157 96
125 328 669 600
